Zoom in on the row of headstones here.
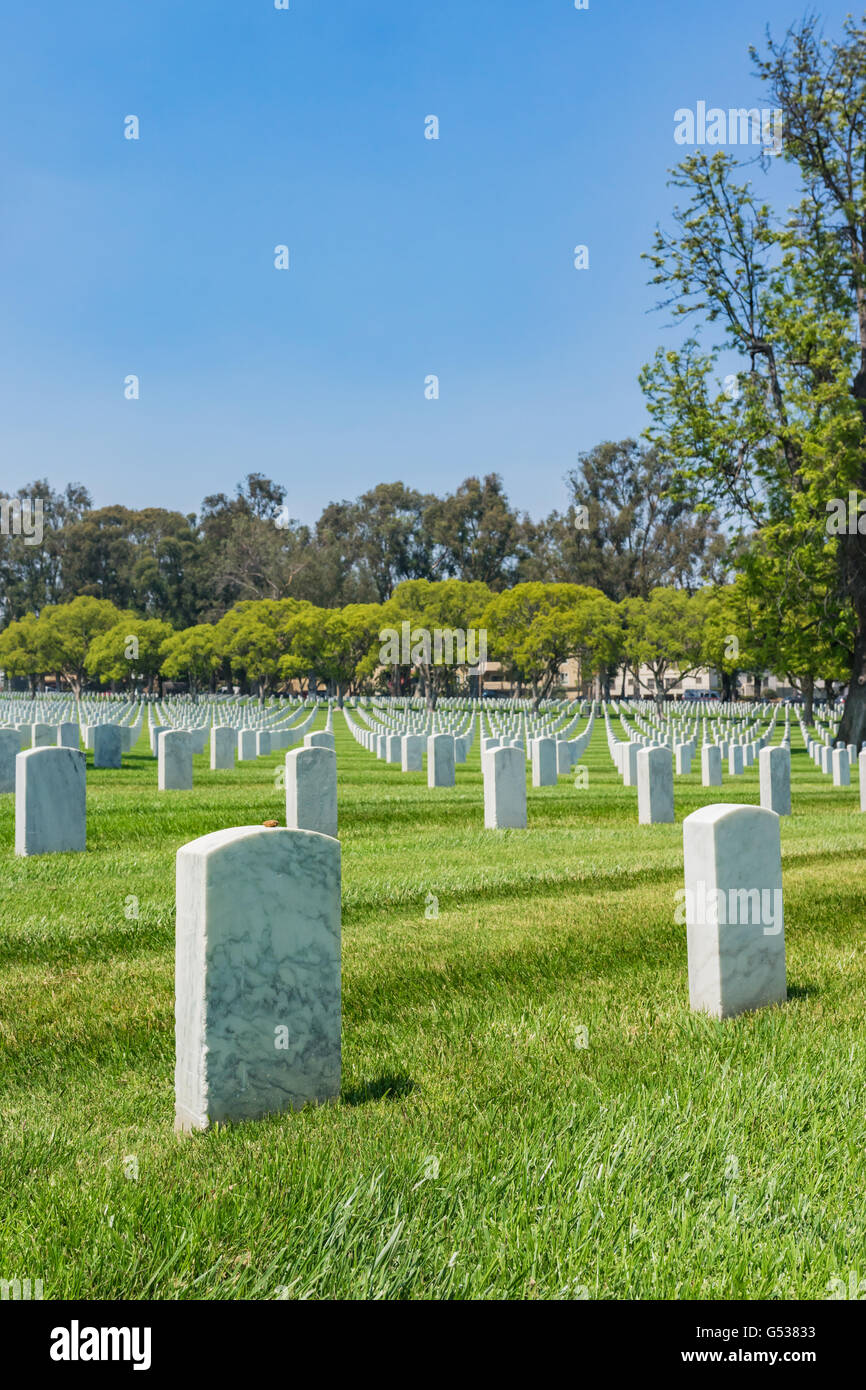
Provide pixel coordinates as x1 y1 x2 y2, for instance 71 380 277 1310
0 719 148 789
344 708 467 786
479 731 592 826
6 735 342 853
173 800 787 1131
150 696 316 736
605 733 795 824
807 738 860 785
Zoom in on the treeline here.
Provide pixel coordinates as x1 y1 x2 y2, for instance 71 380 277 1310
0 577 846 715
0 441 727 628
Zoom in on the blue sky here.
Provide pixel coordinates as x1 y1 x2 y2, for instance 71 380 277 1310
0 0 852 524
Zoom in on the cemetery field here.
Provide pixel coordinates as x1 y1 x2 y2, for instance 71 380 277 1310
1 713 865 1301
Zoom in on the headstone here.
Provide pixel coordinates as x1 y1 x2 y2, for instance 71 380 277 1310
622 741 639 786
860 749 866 812
149 724 167 756
159 730 193 791
759 745 791 816
483 746 527 829
174 826 341 1132
728 745 744 776
401 734 424 772
675 743 692 775
637 745 674 824
531 737 557 787
15 747 86 856
682 804 786 1020
237 729 257 761
701 744 722 787
386 734 402 764
31 723 55 748
285 746 338 839
427 732 455 788
0 727 21 793
256 731 272 757
832 747 850 788
93 723 123 769
305 731 335 751
211 726 235 771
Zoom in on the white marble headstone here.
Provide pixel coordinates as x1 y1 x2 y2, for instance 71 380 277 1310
174 825 341 1132
682 804 786 1020
15 747 86 856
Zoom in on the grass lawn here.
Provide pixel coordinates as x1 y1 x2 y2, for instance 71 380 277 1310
1 712 864 1300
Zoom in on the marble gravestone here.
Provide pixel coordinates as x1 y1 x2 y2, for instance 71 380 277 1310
701 744 722 788
305 731 335 751
622 741 639 787
211 726 235 771
15 747 86 856
0 727 22 793
484 745 527 829
93 723 123 769
759 745 791 816
256 731 272 757
285 746 338 839
149 724 167 756
427 732 455 788
682 804 786 1020
174 825 341 1132
237 729 257 761
531 737 557 787
637 745 674 824
832 747 850 788
57 722 80 749
31 723 56 748
401 734 425 772
159 730 193 791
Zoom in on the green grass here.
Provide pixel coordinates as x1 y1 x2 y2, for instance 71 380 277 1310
1 712 864 1300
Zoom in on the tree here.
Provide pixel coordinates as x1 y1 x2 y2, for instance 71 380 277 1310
315 483 437 603
0 480 91 624
38 597 123 698
424 475 528 589
530 440 726 598
160 625 219 699
483 583 604 707
640 13 866 744
280 604 384 705
215 598 314 702
0 612 46 692
382 580 492 708
620 588 705 703
86 619 174 693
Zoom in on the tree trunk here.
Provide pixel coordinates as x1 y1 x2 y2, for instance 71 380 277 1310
802 674 815 727
838 622 866 748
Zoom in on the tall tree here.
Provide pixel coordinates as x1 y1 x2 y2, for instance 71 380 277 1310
424 474 527 589
532 441 726 599
641 12 866 743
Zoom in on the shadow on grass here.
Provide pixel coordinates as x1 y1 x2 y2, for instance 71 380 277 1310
342 1073 415 1106
786 983 817 1000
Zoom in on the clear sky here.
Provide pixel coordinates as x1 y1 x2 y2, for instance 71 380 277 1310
0 0 853 525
